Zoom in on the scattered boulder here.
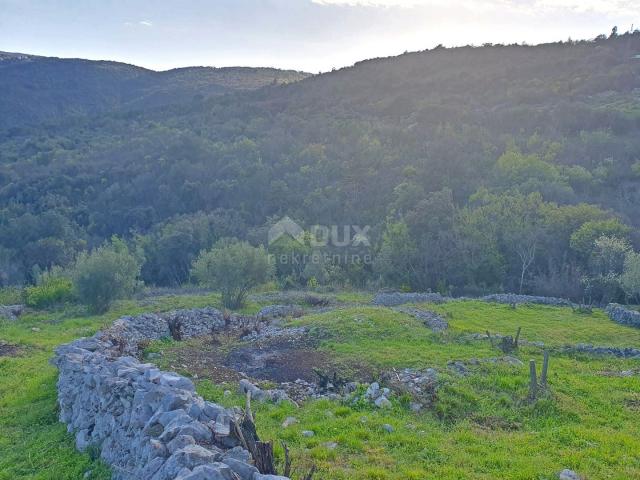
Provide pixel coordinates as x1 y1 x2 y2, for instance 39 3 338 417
447 360 471 376
238 379 290 404
281 417 298 428
256 305 303 321
388 368 438 410
558 469 581 480
0 304 24 321
396 307 448 333
240 325 307 342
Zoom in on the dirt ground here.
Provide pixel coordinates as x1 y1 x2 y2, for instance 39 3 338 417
157 330 373 387
0 341 21 357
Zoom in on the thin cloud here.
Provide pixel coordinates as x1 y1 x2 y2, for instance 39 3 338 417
123 20 154 28
311 0 639 15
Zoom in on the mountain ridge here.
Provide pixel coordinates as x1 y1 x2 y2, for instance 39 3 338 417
0 51 310 130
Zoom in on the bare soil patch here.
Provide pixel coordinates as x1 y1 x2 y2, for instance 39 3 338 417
0 341 21 357
157 328 373 387
624 394 640 411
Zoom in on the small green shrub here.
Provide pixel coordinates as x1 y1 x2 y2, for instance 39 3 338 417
192 240 273 309
25 276 74 309
72 238 141 314
0 286 23 305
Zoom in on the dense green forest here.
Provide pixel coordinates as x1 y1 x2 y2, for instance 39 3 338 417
1 30 640 303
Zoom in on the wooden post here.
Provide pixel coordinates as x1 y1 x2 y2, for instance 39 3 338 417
486 330 494 348
529 359 537 400
514 327 522 348
540 351 549 388
304 465 317 480
254 441 277 474
281 441 292 477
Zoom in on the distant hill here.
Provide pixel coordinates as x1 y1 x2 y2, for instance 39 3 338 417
0 52 309 129
1 33 640 297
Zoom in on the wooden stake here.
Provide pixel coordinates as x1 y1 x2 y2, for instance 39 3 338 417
514 327 522 348
529 359 537 400
303 465 317 480
540 351 549 388
281 441 292 477
245 391 254 424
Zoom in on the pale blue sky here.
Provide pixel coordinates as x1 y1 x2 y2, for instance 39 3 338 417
1 0 637 72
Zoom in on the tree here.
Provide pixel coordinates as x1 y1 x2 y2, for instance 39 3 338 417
72 238 141 313
621 251 640 302
590 235 630 276
139 210 245 286
569 219 630 259
374 221 418 289
582 236 630 304
268 234 311 288
192 241 273 308
404 188 459 291
467 191 545 293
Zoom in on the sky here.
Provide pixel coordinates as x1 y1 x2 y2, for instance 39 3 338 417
0 0 638 73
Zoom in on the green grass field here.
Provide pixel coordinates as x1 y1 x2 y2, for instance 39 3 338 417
1 293 639 479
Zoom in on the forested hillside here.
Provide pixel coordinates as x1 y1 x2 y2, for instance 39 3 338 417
1 31 640 302
0 51 309 130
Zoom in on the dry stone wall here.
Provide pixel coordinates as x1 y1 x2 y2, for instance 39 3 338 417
480 293 574 307
372 291 575 307
372 292 445 306
606 303 640 329
52 308 289 480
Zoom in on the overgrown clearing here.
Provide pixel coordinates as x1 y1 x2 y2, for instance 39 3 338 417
1 293 640 479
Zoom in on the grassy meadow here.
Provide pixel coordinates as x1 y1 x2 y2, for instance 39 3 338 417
1 292 639 479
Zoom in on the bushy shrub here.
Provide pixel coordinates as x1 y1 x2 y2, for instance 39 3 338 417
192 240 273 309
25 268 74 308
0 286 23 305
72 238 141 313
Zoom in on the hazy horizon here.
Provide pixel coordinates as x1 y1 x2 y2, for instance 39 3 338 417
1 0 638 73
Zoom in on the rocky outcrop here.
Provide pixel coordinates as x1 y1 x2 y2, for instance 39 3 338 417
0 304 24 321
481 294 574 307
52 309 290 480
238 379 290 404
372 292 445 306
395 307 448 333
606 303 640 329
256 305 303 321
